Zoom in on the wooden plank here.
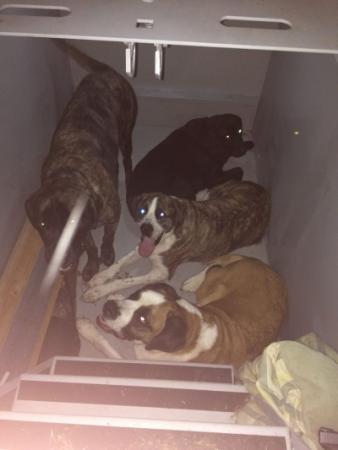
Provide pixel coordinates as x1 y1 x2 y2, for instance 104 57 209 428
0 220 42 350
28 276 63 369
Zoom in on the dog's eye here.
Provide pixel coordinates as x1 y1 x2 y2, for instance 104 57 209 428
238 128 242 135
40 221 46 228
135 307 149 327
138 207 147 217
156 208 167 220
225 135 231 140
139 314 146 324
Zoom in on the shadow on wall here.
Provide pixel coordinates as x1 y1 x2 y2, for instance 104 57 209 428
254 51 338 350
0 37 74 273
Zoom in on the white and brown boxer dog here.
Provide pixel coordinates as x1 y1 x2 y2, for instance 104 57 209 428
83 180 271 301
78 255 287 367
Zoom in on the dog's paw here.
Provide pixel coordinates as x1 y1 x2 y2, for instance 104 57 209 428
223 166 244 181
100 245 115 267
87 271 109 288
82 260 100 283
82 286 104 303
195 189 209 201
76 317 122 359
181 271 206 292
76 317 94 336
87 264 121 288
106 293 124 301
116 271 130 279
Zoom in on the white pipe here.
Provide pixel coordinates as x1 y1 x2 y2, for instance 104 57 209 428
39 194 88 296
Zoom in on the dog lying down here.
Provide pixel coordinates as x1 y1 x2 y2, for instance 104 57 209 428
77 255 287 367
83 180 271 301
127 113 254 202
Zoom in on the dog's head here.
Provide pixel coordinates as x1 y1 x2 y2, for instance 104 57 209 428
128 193 182 257
25 186 97 272
186 114 254 164
97 283 193 352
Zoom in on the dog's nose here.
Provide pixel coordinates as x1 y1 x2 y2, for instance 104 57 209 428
103 300 120 320
140 222 153 237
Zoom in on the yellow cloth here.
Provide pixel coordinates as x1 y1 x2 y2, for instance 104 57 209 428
234 333 338 450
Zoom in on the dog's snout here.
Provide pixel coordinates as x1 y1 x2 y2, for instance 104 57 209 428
140 222 153 237
103 300 120 320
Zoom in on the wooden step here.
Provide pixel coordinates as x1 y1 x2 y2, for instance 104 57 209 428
0 411 292 450
51 356 235 383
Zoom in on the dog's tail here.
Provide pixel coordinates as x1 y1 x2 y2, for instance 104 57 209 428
52 39 111 72
210 254 244 268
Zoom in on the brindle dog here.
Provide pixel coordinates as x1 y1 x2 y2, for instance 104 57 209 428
26 41 137 282
84 180 271 301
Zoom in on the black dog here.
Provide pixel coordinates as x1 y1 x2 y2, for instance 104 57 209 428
127 114 253 205
26 41 137 282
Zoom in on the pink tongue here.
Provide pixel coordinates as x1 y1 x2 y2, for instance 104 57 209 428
138 236 156 257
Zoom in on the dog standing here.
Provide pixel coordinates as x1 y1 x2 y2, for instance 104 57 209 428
82 255 287 367
84 180 270 301
127 113 254 203
26 41 137 282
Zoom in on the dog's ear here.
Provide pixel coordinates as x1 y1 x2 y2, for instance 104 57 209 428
25 187 57 225
25 196 35 221
25 191 45 225
145 313 187 352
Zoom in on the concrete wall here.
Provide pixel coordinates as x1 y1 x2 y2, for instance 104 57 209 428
254 51 338 349
0 37 73 273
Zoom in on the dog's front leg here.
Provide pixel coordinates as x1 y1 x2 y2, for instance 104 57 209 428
208 167 243 189
87 248 140 286
76 318 122 359
83 254 169 302
82 232 100 282
121 135 133 187
100 222 118 267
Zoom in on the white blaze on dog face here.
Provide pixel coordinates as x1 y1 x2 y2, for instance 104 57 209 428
99 289 166 336
98 283 191 352
133 195 178 257
98 283 220 361
139 197 165 241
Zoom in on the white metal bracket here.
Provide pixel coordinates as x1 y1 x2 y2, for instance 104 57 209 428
154 44 166 80
125 42 136 78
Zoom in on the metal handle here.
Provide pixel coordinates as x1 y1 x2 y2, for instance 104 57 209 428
125 42 136 78
154 44 165 80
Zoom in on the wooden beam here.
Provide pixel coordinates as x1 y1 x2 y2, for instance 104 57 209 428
28 275 63 368
0 220 42 350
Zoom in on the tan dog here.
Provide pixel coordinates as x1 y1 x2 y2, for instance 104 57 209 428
83 255 287 367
